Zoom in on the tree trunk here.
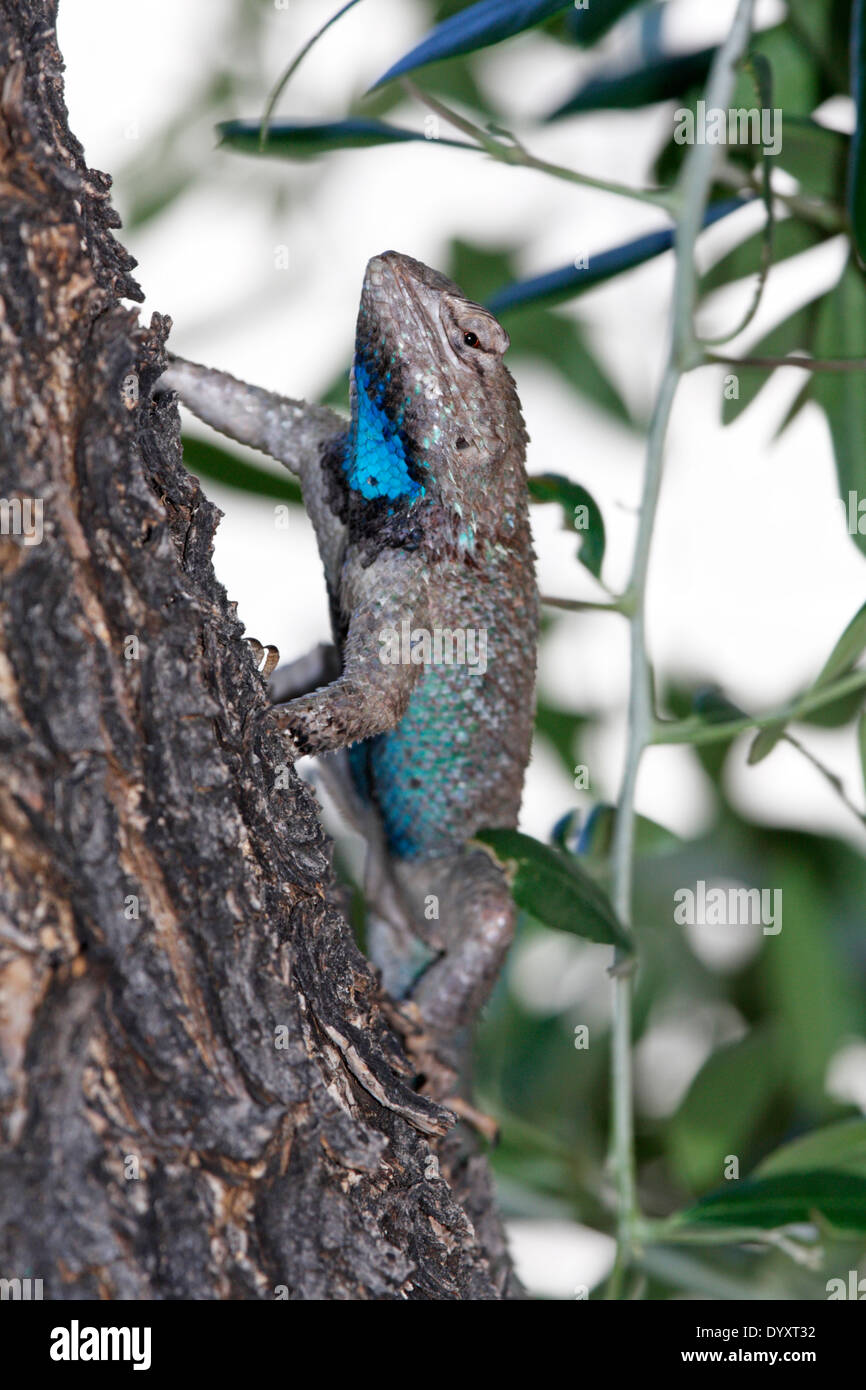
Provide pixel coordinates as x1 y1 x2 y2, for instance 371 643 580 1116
0 0 518 1300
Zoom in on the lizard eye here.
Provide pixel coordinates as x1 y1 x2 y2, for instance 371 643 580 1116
463 331 480 348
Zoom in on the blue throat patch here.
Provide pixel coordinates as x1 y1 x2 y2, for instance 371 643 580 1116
344 359 425 503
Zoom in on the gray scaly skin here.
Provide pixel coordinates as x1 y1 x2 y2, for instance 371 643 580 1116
159 252 538 1099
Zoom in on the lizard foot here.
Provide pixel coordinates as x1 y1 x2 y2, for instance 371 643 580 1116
380 996 458 1103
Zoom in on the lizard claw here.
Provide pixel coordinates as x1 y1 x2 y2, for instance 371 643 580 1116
246 637 280 679
440 1095 500 1146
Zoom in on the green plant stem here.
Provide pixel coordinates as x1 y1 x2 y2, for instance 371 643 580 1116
401 79 677 212
605 0 757 1301
541 594 626 614
707 352 866 372
653 668 866 745
259 0 364 151
715 159 848 233
638 1219 822 1269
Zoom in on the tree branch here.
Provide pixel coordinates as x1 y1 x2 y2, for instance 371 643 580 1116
0 0 518 1301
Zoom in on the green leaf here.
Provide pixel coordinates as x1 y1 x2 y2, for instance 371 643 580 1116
745 23 820 118
669 1032 781 1192
528 472 605 578
674 1170 866 1233
507 312 632 423
773 376 812 440
572 803 682 862
786 0 854 97
472 828 633 955
534 702 587 779
217 117 471 159
701 218 826 297
449 240 633 423
563 0 651 46
721 296 821 425
653 29 821 188
757 1120 866 1179
763 853 861 1098
859 711 866 793
548 46 716 118
800 688 866 727
370 0 573 88
813 599 866 688
850 0 866 262
813 263 866 558
488 200 747 315
691 687 747 724
747 722 787 765
774 116 849 202
181 435 303 505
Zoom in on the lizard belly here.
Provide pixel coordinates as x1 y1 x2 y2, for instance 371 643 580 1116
351 590 537 859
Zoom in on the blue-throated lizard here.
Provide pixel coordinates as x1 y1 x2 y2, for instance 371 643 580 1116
160 251 538 1112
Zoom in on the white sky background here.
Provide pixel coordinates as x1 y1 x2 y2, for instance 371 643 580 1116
57 0 866 1300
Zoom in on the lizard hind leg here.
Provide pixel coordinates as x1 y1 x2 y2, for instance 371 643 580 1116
393 848 516 1083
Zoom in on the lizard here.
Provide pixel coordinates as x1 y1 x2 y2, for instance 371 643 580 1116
159 251 538 1112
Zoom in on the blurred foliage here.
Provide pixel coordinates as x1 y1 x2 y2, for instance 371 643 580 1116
146 0 866 1298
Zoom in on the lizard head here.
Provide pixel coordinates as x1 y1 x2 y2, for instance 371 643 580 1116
348 251 526 513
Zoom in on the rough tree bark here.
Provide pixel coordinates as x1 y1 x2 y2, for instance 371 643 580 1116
0 0 519 1300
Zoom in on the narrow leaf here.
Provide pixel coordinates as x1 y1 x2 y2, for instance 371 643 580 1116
488 199 748 316
721 297 820 426
574 803 682 861
473 828 633 955
701 218 826 297
182 436 303 505
564 0 650 46
747 722 787 765
775 116 849 202
849 0 866 262
757 1120 866 1179
813 263 866 559
548 46 716 119
674 1170 866 1233
534 703 587 779
669 1033 780 1192
528 472 605 578
813 599 866 688
370 0 572 88
218 117 470 158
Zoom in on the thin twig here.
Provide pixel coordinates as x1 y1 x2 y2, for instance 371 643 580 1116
401 79 678 212
708 352 866 372
782 732 866 828
259 0 364 151
653 668 866 746
605 0 758 1301
541 594 625 614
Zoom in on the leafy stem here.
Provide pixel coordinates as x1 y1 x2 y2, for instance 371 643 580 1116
605 0 758 1301
400 79 678 212
654 668 866 745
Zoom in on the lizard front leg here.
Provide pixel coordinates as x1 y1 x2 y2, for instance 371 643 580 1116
266 555 429 757
159 355 344 482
